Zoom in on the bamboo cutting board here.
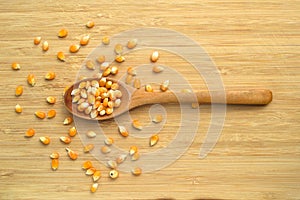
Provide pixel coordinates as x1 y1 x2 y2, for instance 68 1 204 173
0 1 299 199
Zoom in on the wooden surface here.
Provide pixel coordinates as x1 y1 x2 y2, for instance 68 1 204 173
0 0 299 199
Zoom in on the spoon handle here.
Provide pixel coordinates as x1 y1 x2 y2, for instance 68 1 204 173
135 89 272 106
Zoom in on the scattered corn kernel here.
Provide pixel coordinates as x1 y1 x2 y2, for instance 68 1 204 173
115 55 125 63
129 146 138 156
46 96 56 104
93 170 101 182
50 152 60 159
109 169 119 179
152 65 164 73
191 102 199 109
127 39 137 49
86 21 95 28
33 36 41 45
86 60 95 70
114 44 123 54
116 154 127 164
107 160 117 169
150 134 159 147
40 136 51 145
104 137 114 146
66 147 78 160
47 109 56 119
15 104 22 113
58 28 68 38
69 44 80 53
82 160 93 170
131 167 142 176
27 74 36 86
35 111 46 119
11 62 20 70
45 72 56 80
132 119 143 130
15 86 23 96
63 117 73 125
118 126 129 137
160 80 169 92
83 144 94 153
97 55 105 63
150 51 159 62
133 78 141 89
127 67 137 76
152 114 163 123
86 130 96 138
80 35 90 46
68 127 77 137
102 67 111 77
102 36 110 45
131 152 140 161
57 51 65 61
60 136 71 144
111 66 119 75
42 41 49 51
101 146 111 154
145 84 153 92
25 128 35 138
51 158 59 171
125 74 133 84
86 167 96 175
90 183 98 193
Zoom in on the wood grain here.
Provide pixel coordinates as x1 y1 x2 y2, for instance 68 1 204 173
0 0 299 199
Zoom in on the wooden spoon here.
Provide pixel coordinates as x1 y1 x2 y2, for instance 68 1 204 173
63 77 272 121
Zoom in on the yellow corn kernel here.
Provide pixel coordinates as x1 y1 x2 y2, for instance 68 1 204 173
57 51 65 61
86 167 96 176
63 117 73 125
35 111 46 119
102 36 110 45
46 96 56 104
60 136 71 144
104 137 114 146
11 62 20 70
125 74 133 84
160 80 169 92
129 146 138 156
109 169 119 179
45 72 56 80
100 146 111 154
131 167 142 176
25 128 35 138
86 60 95 70
152 114 163 123
51 158 59 171
115 55 125 63
150 51 159 62
114 44 123 54
152 65 164 73
58 28 68 38
131 152 140 161
40 136 51 145
150 134 159 147
42 41 49 51
68 126 77 137
15 104 22 113
132 119 143 130
86 21 95 28
33 36 41 45
116 154 127 164
66 147 78 160
83 144 94 153
133 78 141 89
145 84 153 92
127 67 137 76
82 160 93 170
97 55 105 63
102 67 111 77
127 39 138 49
15 85 23 97
93 170 101 182
69 44 80 53
50 152 60 159
47 109 56 119
118 126 128 137
27 74 36 86
90 183 98 193
80 35 90 46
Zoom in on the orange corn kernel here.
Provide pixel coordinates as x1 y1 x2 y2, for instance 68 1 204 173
66 147 78 160
69 44 80 53
33 36 41 45
45 72 56 80
11 62 20 70
46 96 56 104
58 28 68 38
80 35 90 46
47 109 56 119
57 51 65 61
27 74 36 86
42 41 49 51
35 111 46 119
86 21 95 28
25 128 35 138
15 104 22 113
82 160 93 170
68 126 77 137
150 134 159 147
40 136 51 145
60 136 71 144
51 158 59 171
15 86 23 96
